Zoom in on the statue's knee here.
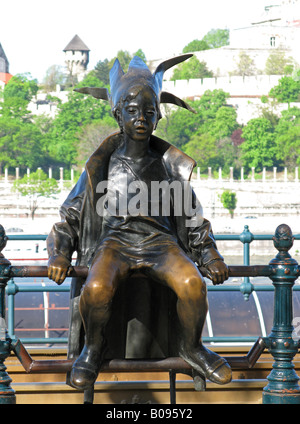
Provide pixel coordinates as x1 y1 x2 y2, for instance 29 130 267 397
83 278 115 306
179 275 206 301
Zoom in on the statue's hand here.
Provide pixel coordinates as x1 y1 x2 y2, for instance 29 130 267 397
48 255 72 285
205 260 229 285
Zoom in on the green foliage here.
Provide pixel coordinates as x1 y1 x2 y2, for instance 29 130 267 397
241 117 277 171
182 29 229 54
0 74 47 171
274 107 300 167
134 49 147 62
182 39 210 53
233 51 257 76
183 133 218 168
76 120 118 165
93 49 146 86
4 44 300 178
156 89 237 148
269 76 300 107
93 59 111 85
171 56 213 80
265 51 295 75
13 169 60 219
156 89 240 173
209 106 238 139
3 74 38 103
43 65 65 92
219 190 237 218
202 29 229 49
0 117 45 169
48 73 115 165
1 73 38 119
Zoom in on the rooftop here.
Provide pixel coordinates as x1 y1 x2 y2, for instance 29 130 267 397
63 34 90 52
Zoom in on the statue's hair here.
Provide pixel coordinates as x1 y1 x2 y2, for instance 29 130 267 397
74 54 195 115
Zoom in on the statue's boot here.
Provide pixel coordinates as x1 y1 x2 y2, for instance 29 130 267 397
70 345 104 390
179 343 232 385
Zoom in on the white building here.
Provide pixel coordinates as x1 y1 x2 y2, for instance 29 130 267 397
29 1 300 123
153 0 300 79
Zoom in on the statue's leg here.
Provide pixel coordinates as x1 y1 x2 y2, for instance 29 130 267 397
70 247 129 390
150 245 232 385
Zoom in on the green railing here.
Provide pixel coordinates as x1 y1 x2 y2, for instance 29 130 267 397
1 223 300 404
5 224 299 344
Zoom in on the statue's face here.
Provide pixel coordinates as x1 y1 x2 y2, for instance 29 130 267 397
118 86 158 142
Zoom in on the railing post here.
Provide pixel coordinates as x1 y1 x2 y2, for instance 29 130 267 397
0 225 15 404
239 225 254 300
262 224 300 404
6 279 18 339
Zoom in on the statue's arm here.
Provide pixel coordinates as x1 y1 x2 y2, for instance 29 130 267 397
47 172 86 284
187 190 228 285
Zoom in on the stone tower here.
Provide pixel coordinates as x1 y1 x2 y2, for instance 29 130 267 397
0 43 9 73
0 43 12 86
63 35 90 83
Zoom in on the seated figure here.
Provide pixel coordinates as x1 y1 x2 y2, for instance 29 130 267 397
47 54 232 390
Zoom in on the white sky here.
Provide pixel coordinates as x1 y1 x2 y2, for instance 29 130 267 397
0 0 273 82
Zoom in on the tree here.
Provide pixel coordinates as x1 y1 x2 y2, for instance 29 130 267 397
256 95 280 127
155 89 240 174
155 89 236 151
208 106 239 140
231 128 245 146
183 133 218 168
202 29 229 49
133 49 147 62
0 117 45 171
216 137 242 175
171 56 213 80
13 169 60 219
265 50 294 75
113 50 132 71
182 39 210 53
241 117 277 171
274 107 300 167
0 74 46 172
43 65 66 92
93 59 110 85
233 51 257 76
1 73 38 119
76 120 118 165
93 49 147 86
269 76 300 108
49 73 115 166
219 190 237 218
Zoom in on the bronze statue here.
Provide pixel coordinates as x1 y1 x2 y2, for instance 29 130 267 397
47 54 231 390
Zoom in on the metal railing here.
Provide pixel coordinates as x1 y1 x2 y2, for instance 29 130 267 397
5 224 300 344
0 223 300 404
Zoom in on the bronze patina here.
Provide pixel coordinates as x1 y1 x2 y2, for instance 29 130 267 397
47 54 231 390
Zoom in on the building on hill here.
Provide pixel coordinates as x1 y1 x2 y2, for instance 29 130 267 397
151 0 299 80
63 34 90 83
29 4 300 124
195 0 300 77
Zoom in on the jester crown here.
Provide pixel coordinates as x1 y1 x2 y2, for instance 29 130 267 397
75 54 195 115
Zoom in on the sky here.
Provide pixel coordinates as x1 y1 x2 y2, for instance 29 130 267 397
0 0 273 82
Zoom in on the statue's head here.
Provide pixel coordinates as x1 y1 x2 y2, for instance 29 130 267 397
75 54 195 128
